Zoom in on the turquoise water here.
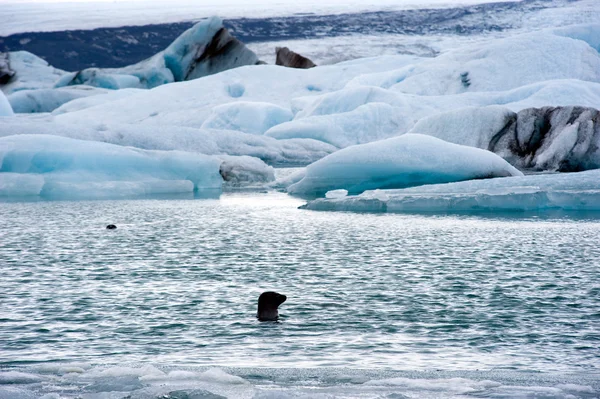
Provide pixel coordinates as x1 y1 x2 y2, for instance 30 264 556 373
1 193 599 398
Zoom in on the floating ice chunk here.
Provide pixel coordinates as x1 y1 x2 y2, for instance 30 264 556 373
303 169 600 213
201 101 293 134
198 368 248 385
364 377 500 394
219 155 275 187
0 90 12 116
8 85 108 113
325 189 348 199
555 383 595 393
0 135 223 199
0 372 42 384
265 102 412 148
288 133 522 197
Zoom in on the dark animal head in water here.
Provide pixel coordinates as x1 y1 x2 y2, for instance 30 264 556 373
106 224 117 230
257 291 287 321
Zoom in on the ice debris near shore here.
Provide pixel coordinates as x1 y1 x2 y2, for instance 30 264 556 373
304 169 600 213
287 134 523 197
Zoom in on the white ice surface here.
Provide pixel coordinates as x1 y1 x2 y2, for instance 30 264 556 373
51 88 145 115
8 85 109 113
0 118 336 166
0 134 225 199
287 133 523 197
388 29 600 95
53 55 419 128
0 90 13 116
304 169 600 213
265 102 413 148
260 78 600 148
201 101 293 135
408 105 514 148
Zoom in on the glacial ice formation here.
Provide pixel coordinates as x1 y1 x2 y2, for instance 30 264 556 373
0 135 224 199
53 55 418 128
494 106 600 172
0 119 336 166
410 105 600 172
3 23 600 200
265 102 412 148
53 17 259 91
388 30 600 95
303 169 600 213
287 134 523 197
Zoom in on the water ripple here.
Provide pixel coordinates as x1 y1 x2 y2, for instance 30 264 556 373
0 193 599 371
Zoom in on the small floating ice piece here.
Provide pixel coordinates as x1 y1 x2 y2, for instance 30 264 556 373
325 189 348 199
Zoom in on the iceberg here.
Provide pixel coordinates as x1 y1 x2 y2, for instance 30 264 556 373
0 51 67 95
287 133 523 197
389 27 600 95
410 105 600 172
302 169 600 213
0 134 224 199
53 55 418 128
53 17 259 90
0 119 336 166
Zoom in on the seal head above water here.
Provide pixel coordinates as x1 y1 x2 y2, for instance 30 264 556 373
106 224 117 230
257 291 287 321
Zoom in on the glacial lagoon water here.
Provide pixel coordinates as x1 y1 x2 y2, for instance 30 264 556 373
0 192 599 398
